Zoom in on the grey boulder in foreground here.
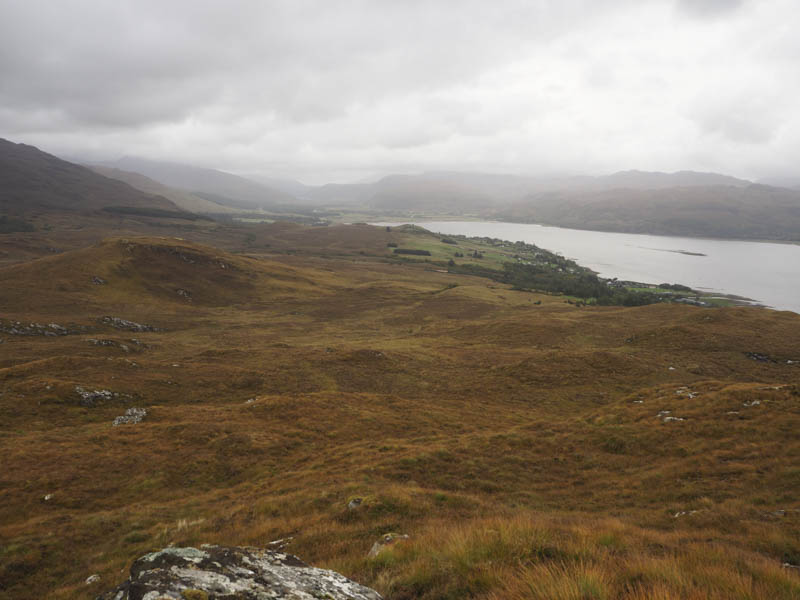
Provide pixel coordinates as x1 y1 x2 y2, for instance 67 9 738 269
98 545 382 600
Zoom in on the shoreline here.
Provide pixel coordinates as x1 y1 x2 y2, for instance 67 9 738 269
364 215 800 246
374 220 791 313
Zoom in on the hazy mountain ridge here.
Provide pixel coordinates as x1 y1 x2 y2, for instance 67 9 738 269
93 156 297 210
0 138 182 216
303 169 754 209
9 137 799 241
89 165 238 214
501 184 800 241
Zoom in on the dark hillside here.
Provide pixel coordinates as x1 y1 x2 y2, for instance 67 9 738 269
501 184 800 240
0 138 183 216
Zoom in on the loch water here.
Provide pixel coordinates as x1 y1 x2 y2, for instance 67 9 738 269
382 221 800 313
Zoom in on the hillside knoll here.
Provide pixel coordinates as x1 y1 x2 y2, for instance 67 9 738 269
0 230 799 599
0 237 332 315
0 212 399 268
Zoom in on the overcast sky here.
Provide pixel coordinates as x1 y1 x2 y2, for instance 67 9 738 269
0 0 797 183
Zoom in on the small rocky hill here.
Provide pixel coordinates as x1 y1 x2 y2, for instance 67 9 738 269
98 545 382 599
0 236 329 312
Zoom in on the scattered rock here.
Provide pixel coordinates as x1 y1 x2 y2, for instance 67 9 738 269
85 574 100 585
75 386 114 407
367 533 409 558
87 338 132 352
673 510 700 518
101 316 160 332
112 407 147 426
668 366 676 371
42 493 53 502
98 545 382 600
92 276 107 285
657 410 684 422
348 497 363 510
746 352 774 363
0 320 85 336
743 400 761 407
176 288 192 300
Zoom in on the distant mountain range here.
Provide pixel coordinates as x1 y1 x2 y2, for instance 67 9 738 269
91 156 296 210
498 183 800 241
0 138 194 234
89 165 238 214
301 169 753 212
3 137 800 241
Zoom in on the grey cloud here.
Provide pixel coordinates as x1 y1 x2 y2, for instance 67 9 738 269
675 0 745 19
0 0 797 182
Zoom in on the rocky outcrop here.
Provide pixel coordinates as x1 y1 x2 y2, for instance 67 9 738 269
101 316 160 332
98 545 382 600
112 407 147 426
0 319 86 336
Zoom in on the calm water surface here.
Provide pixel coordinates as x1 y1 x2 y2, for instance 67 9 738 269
387 221 800 313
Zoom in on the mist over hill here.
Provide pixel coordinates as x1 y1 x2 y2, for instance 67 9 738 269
499 184 800 241
303 169 754 211
8 136 800 242
93 156 297 210
88 165 238 214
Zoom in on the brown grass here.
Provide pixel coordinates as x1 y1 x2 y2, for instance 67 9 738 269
0 227 799 599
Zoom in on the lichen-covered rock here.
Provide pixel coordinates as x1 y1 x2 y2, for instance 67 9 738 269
101 316 160 332
76 386 115 407
0 319 86 336
112 407 147 426
98 545 382 600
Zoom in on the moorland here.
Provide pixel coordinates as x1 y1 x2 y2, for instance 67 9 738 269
1 140 800 599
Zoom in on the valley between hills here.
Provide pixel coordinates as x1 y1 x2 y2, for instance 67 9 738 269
1 140 800 599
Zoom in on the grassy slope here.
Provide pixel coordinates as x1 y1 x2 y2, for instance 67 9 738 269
0 228 799 599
